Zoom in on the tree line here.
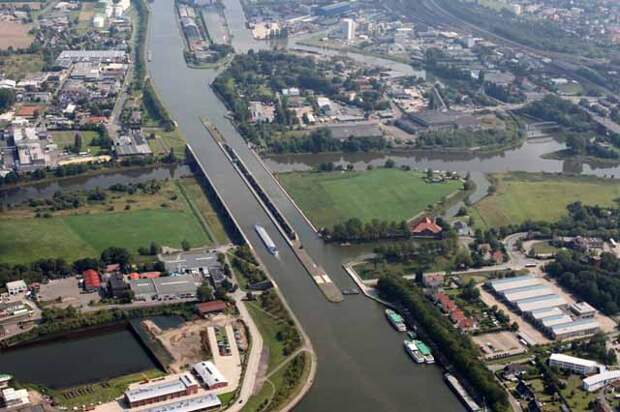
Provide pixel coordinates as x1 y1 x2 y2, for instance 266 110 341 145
377 275 509 412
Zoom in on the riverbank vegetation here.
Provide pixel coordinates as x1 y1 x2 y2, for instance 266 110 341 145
377 275 509 412
470 172 620 230
521 95 620 161
3 303 195 347
0 177 224 264
277 168 464 230
43 369 164 408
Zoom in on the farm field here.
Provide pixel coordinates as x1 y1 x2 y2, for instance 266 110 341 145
0 21 34 50
0 53 44 80
0 177 223 264
277 168 463 229
471 172 620 229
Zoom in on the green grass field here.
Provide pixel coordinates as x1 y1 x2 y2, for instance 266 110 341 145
50 130 103 154
471 173 620 229
247 302 287 373
0 178 223 264
277 169 463 229
0 209 210 264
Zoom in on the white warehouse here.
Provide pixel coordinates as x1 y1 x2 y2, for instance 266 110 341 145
487 275 540 293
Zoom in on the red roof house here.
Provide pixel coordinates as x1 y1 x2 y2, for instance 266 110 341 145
196 300 227 316
83 269 101 291
409 216 443 237
128 271 161 280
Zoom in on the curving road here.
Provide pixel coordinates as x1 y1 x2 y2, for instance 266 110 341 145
146 0 464 410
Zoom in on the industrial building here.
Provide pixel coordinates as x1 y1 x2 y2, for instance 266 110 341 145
515 294 566 313
487 275 540 293
1 387 30 408
124 374 199 408
570 302 597 319
6 280 27 296
129 274 201 301
529 307 564 322
487 275 600 340
550 318 600 340
583 370 620 392
192 361 228 389
549 353 600 375
502 284 552 302
141 394 221 412
316 1 354 16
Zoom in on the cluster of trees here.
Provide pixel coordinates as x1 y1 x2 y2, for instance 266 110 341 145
322 218 409 242
270 128 387 154
377 275 509 412
230 245 267 285
416 128 522 149
257 290 301 356
573 333 617 365
522 95 596 132
546 250 620 315
0 88 16 113
143 79 175 131
131 0 148 90
563 132 619 160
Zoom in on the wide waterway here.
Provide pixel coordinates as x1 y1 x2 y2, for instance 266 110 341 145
147 1 464 410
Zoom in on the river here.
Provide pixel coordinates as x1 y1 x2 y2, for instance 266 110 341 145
0 165 191 205
147 1 465 411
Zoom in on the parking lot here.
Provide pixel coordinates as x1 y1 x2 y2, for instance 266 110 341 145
38 277 100 309
472 331 527 360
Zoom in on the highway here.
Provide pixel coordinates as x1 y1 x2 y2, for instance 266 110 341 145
146 0 464 411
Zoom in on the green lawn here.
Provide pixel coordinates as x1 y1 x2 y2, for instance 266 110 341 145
472 173 620 229
50 130 103 154
0 209 210 264
277 169 463 229
246 302 287 373
177 179 229 245
560 375 597 412
530 241 559 255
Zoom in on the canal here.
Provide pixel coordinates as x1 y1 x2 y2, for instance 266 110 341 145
147 1 464 411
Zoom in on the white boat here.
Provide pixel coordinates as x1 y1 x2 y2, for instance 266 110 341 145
385 309 406 332
404 340 425 364
255 224 278 256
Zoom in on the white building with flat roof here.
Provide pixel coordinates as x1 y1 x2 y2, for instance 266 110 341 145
6 280 27 296
570 302 597 319
583 370 620 392
530 307 564 321
551 319 600 340
487 275 539 293
515 294 566 313
503 285 552 302
192 361 228 389
549 353 600 375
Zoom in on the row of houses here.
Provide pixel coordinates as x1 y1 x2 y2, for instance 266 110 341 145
486 275 600 340
433 291 476 331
